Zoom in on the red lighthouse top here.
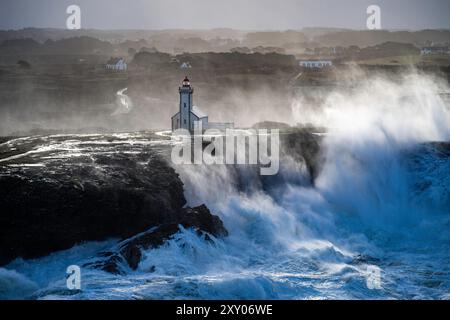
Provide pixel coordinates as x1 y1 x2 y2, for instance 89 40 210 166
182 76 191 87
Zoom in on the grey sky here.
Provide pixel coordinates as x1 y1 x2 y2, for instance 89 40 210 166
0 0 449 30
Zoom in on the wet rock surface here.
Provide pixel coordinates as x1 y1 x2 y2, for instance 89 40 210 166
85 205 227 274
0 129 321 269
0 133 227 266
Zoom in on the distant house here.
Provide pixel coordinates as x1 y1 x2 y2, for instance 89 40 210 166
421 47 449 55
106 57 127 71
180 62 192 69
299 60 333 69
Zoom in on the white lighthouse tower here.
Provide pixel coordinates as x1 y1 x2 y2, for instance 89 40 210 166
171 76 208 133
179 76 194 131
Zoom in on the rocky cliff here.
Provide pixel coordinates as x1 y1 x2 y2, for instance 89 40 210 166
0 133 227 266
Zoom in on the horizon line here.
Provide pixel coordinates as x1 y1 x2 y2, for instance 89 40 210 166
2 27 450 33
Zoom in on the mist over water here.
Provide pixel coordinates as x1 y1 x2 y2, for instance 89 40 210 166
1 71 449 299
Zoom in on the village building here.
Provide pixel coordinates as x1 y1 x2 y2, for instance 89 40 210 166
180 62 192 69
420 47 450 55
105 57 127 71
299 60 333 69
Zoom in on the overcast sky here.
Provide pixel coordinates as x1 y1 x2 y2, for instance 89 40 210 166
1 0 449 30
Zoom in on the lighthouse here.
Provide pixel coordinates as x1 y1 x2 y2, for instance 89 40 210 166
171 76 208 133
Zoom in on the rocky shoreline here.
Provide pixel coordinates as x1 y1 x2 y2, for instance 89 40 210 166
84 205 227 274
0 129 322 271
0 133 227 267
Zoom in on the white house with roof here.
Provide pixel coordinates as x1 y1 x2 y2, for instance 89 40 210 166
172 77 233 133
180 62 192 69
299 60 333 68
421 47 449 55
106 57 127 71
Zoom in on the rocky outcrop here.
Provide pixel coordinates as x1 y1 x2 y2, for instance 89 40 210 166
85 205 227 274
0 129 322 268
0 134 228 266
281 128 323 183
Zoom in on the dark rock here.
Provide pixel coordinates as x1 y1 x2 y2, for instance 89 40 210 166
0 134 227 266
177 205 228 237
121 243 143 271
352 254 381 265
97 205 227 271
83 253 127 275
281 128 323 183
